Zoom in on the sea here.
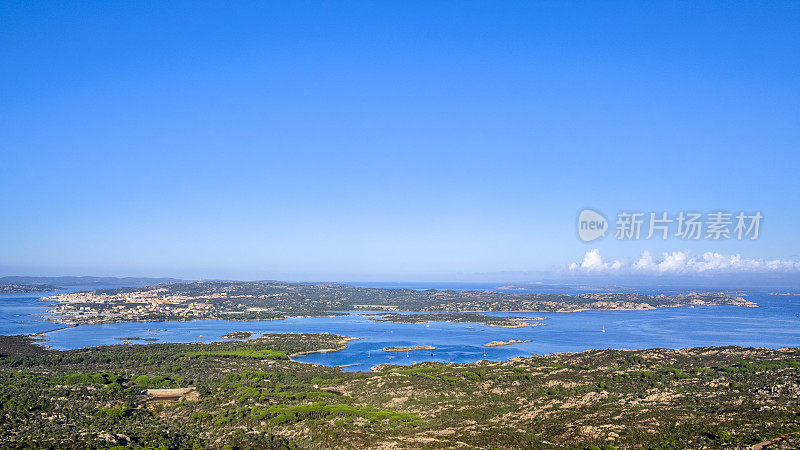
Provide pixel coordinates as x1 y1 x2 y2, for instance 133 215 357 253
1 283 799 372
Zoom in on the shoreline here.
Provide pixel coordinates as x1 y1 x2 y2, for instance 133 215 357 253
30 323 79 337
41 300 759 326
14 331 800 376
383 345 436 352
482 339 532 347
288 336 359 362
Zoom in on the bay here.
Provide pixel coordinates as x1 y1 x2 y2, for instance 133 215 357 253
1 284 799 372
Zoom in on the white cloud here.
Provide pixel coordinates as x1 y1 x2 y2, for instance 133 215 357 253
570 249 800 274
632 250 655 271
569 248 623 272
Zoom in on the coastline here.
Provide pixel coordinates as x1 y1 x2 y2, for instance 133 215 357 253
288 336 359 362
14 296 776 373
39 282 757 326
482 339 532 347
30 323 79 337
383 345 436 352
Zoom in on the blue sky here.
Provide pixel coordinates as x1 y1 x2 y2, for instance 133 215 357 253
1 1 799 281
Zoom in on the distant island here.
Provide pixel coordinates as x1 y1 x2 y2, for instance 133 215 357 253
383 345 436 352
483 339 532 347
42 280 757 325
0 276 182 288
0 283 61 293
367 312 546 328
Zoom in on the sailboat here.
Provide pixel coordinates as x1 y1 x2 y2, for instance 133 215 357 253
601 325 606 333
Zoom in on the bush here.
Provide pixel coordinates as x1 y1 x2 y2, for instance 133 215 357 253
101 407 125 418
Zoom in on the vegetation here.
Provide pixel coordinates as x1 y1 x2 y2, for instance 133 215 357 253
45 281 755 325
367 312 545 327
180 349 287 360
0 283 61 293
382 345 435 352
221 332 254 340
1 334 798 448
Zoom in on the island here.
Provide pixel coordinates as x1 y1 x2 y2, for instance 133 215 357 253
382 345 436 352
42 281 756 324
0 283 61 293
221 331 254 339
482 339 532 347
367 312 546 328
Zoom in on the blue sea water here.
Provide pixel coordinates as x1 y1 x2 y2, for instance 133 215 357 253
1 284 799 372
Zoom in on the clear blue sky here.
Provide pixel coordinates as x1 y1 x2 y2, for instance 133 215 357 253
1 1 798 281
